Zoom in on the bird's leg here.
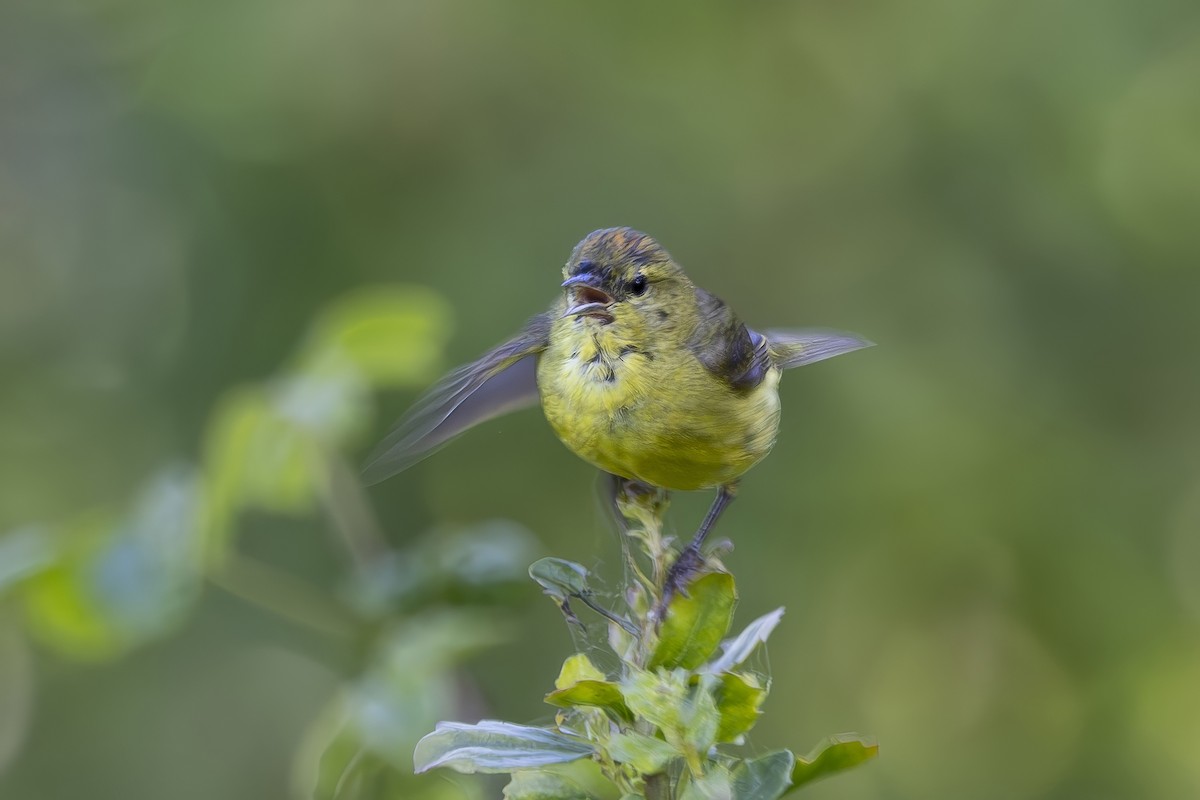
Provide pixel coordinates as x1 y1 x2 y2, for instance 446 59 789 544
663 483 738 602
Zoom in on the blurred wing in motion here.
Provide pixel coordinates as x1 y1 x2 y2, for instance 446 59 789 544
362 314 552 485
764 329 874 370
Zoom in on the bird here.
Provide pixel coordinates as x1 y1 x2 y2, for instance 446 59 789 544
364 227 871 594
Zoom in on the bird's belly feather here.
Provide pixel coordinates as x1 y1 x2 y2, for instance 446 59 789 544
537 346 781 491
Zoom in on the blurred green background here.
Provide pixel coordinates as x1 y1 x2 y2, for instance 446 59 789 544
3 0 1200 798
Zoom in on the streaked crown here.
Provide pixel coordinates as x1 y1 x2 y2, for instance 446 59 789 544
564 227 673 282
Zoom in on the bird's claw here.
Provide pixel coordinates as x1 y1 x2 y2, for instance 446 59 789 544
655 545 708 620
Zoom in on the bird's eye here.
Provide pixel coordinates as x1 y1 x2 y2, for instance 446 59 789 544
628 275 648 296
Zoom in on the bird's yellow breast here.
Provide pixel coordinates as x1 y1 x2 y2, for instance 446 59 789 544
536 319 781 491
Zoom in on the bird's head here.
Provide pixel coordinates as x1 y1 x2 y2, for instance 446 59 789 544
560 227 692 330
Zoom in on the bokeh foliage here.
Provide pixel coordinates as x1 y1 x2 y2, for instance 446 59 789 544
3 0 1200 798
2 280 541 799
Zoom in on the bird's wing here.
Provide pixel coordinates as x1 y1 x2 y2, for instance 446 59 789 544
362 313 552 485
763 329 874 369
688 288 771 391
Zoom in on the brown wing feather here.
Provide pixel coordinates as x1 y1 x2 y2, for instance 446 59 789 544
688 288 771 391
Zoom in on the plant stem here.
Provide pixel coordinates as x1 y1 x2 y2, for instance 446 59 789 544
645 772 671 800
615 485 670 615
614 487 680 797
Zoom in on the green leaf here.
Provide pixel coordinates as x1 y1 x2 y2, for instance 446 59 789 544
414 720 594 774
545 681 632 722
303 612 514 799
607 731 679 774
432 521 540 592
202 386 318 555
503 769 595 800
731 750 794 800
682 677 722 757
0 527 54 596
786 734 878 793
310 746 428 800
529 558 591 600
550 760 627 800
0 622 33 773
555 654 607 688
705 607 784 675
621 668 688 735
310 722 367 800
680 766 733 800
298 285 451 389
549 654 631 722
648 572 736 670
713 672 767 743
608 613 638 663
622 669 721 765
530 559 637 633
22 553 122 660
345 522 538 616
23 466 206 660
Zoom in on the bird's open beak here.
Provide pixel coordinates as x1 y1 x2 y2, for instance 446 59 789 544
561 274 615 323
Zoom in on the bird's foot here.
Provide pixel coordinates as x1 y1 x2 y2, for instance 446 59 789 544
654 544 709 621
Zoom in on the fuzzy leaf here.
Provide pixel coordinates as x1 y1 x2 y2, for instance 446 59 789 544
705 607 784 674
786 734 878 792
683 678 722 757
608 731 679 773
608 615 638 662
0 622 32 774
23 467 206 661
731 750 794 800
554 654 606 689
0 527 54 595
680 766 733 800
714 672 767 743
548 654 633 720
529 558 591 600
503 769 595 800
622 668 689 734
298 285 450 389
648 572 736 670
413 720 593 774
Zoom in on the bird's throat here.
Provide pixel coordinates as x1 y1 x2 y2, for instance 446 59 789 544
565 325 643 386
